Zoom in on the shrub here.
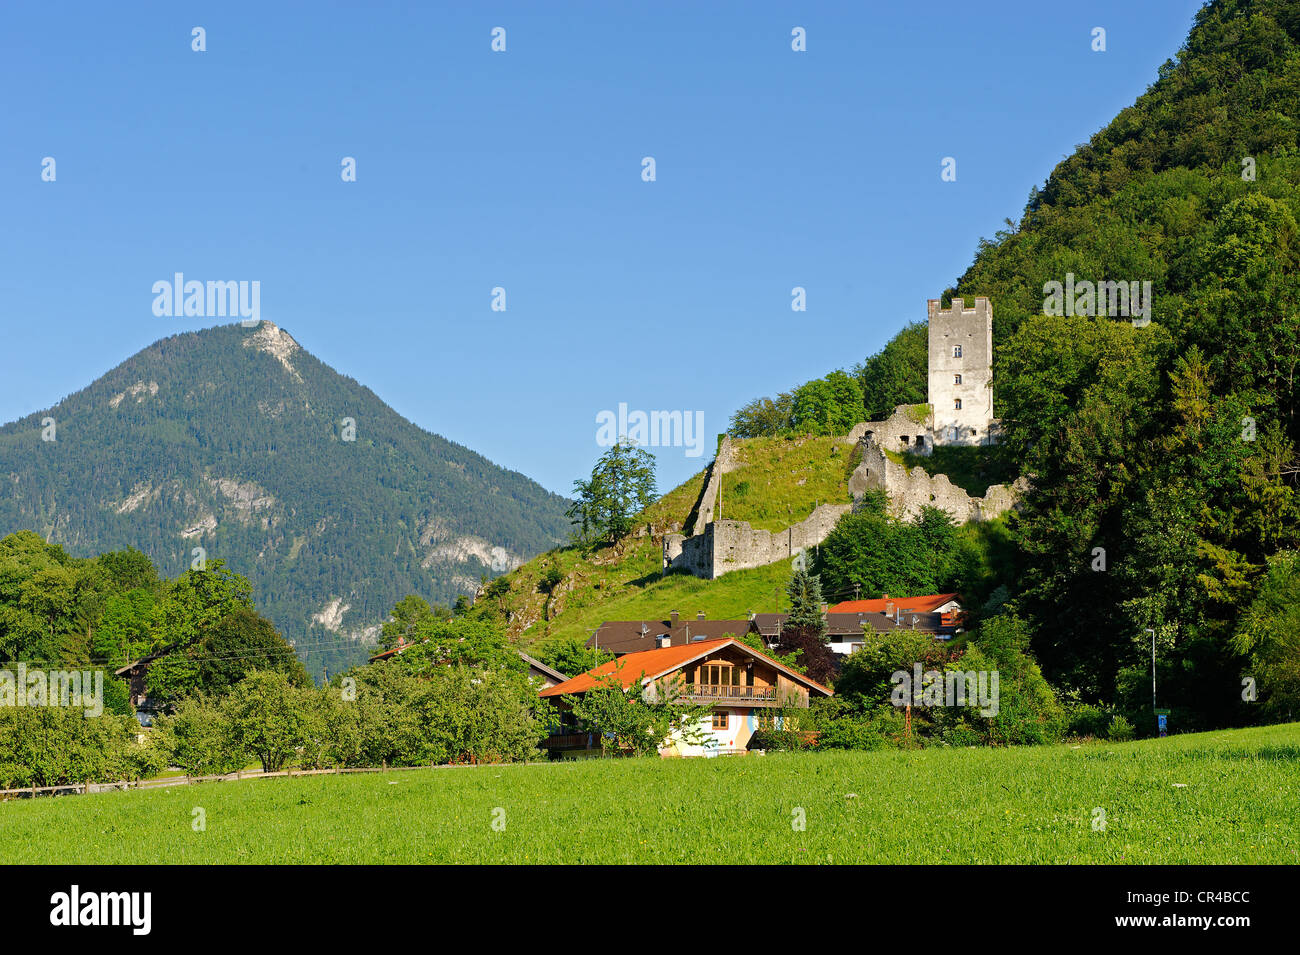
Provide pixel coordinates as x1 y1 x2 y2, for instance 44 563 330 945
815 706 910 750
1065 703 1112 739
1107 714 1136 742
942 722 984 747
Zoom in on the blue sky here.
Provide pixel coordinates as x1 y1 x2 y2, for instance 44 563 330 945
1 0 1204 496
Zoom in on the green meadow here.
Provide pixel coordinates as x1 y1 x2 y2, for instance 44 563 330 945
3 723 1297 864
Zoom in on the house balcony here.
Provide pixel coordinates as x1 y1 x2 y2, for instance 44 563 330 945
683 684 779 705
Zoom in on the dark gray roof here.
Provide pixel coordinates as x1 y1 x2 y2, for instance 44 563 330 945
518 651 568 683
587 619 755 655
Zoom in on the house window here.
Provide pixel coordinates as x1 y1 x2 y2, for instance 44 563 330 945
953 345 963 358
954 374 962 385
900 435 909 445
699 663 739 688
712 711 729 729
954 399 962 410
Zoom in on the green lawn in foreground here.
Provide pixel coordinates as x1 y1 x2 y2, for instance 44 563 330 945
3 723 1297 864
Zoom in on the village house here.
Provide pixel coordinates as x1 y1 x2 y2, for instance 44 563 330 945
750 610 955 655
589 595 964 661
540 637 833 758
750 609 953 655
114 651 171 726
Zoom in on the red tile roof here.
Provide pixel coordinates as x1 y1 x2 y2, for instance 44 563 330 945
540 637 832 698
828 593 959 615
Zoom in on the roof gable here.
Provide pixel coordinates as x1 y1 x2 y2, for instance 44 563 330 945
541 638 833 698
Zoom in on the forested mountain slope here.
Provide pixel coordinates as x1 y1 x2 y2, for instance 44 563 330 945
0 321 571 676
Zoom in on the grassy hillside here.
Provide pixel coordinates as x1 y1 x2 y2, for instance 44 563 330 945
719 435 857 532
4 723 1295 864
473 435 861 648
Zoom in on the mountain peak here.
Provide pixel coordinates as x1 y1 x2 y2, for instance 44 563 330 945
242 321 302 380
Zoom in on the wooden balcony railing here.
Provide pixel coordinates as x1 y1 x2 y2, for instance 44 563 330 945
684 684 776 701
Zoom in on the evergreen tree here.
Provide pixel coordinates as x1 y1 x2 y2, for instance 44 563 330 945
784 568 826 638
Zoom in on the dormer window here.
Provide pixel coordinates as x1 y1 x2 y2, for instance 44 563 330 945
953 345 963 358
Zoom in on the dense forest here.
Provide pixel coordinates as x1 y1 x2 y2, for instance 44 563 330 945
729 0 1300 730
0 322 571 676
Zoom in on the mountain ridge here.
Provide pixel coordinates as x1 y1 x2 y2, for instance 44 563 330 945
0 320 572 676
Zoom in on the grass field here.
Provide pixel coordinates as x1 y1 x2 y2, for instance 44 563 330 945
4 723 1297 864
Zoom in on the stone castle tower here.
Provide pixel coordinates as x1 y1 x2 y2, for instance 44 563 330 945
927 296 994 446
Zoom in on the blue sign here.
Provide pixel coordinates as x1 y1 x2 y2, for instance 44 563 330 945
1157 713 1167 737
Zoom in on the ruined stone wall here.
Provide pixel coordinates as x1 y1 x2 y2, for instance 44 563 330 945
710 503 851 577
663 531 714 578
846 406 933 456
662 395 1021 581
847 440 1021 522
665 503 851 579
688 435 736 536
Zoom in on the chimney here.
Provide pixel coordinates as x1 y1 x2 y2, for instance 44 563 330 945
656 634 671 649
885 600 894 616
697 611 706 621
670 610 679 625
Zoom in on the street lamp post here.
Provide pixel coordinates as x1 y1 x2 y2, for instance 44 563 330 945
1147 627 1156 712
